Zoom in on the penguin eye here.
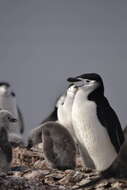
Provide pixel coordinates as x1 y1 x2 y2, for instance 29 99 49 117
86 79 90 83
11 92 15 97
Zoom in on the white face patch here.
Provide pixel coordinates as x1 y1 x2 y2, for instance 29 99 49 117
73 78 99 98
0 86 8 96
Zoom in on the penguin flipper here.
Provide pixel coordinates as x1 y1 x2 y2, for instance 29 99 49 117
17 106 25 134
97 99 124 152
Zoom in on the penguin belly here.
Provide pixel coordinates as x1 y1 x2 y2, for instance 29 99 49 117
72 100 117 171
57 98 75 137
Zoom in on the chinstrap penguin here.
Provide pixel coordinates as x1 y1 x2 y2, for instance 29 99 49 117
42 121 76 170
67 73 124 171
57 84 78 138
0 82 25 134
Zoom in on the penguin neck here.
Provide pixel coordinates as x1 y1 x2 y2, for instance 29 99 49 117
75 87 106 106
65 93 74 105
88 86 106 105
75 88 91 102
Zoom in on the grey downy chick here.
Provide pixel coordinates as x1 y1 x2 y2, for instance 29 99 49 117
42 121 76 170
27 125 43 149
0 109 17 131
8 133 25 147
27 93 66 149
0 127 12 172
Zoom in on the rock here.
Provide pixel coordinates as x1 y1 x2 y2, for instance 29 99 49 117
0 146 127 189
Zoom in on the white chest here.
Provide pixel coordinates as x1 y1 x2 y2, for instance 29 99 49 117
57 96 73 128
72 93 117 171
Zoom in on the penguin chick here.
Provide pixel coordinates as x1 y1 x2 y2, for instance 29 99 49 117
0 82 25 134
42 121 76 170
8 133 25 147
74 139 127 189
0 109 17 131
27 93 66 149
27 125 43 149
0 127 12 172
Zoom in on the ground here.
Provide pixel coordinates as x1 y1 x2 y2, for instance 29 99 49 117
0 147 127 190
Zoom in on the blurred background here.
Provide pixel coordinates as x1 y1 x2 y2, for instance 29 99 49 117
0 0 127 137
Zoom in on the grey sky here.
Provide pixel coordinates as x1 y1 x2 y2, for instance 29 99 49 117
0 0 127 137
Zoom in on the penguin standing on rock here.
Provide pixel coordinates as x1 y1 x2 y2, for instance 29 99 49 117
0 82 24 134
67 73 124 171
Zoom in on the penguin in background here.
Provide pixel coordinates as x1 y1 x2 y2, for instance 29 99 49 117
0 109 17 172
0 109 17 131
0 82 24 134
67 73 124 171
42 121 76 170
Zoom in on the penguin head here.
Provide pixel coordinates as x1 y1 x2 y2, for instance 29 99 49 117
66 84 78 97
0 109 17 124
0 82 15 97
67 73 104 100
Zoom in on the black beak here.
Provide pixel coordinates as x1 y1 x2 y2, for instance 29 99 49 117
67 77 81 82
9 118 17 123
11 92 16 97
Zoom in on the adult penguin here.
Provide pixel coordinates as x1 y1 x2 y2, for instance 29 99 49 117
67 73 124 171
